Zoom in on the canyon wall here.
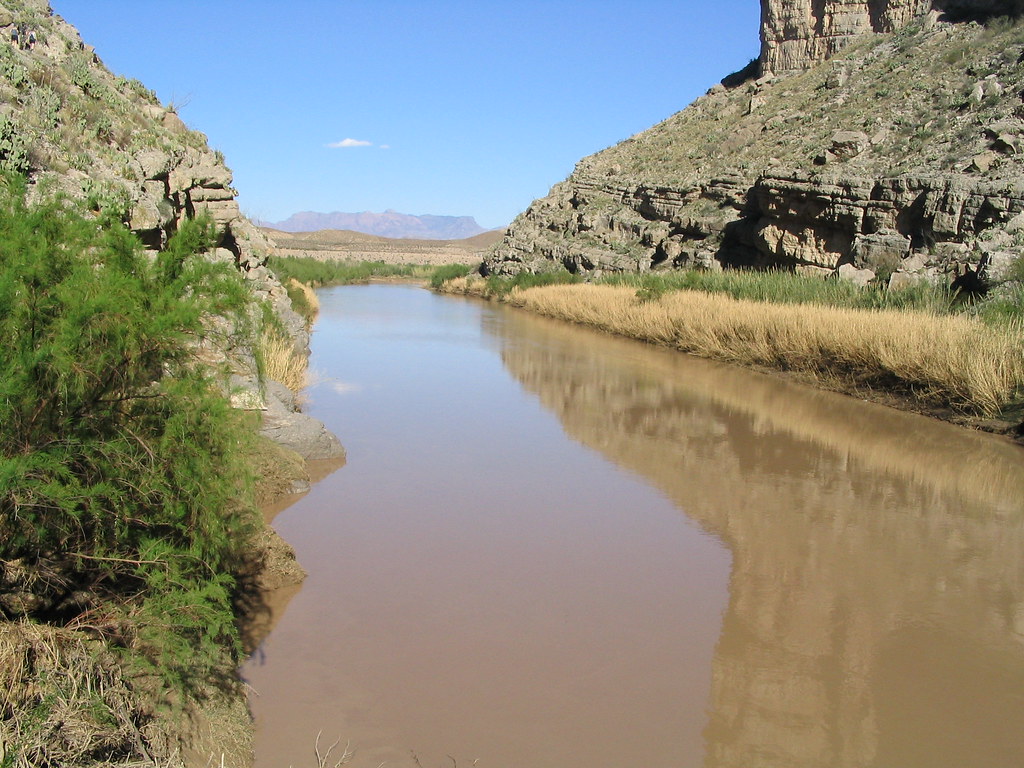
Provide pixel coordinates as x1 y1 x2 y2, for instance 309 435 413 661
485 1 1024 290
760 0 933 72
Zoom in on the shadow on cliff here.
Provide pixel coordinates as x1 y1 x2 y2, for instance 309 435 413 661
935 0 1024 22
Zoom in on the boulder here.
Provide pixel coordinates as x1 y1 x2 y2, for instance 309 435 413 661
260 384 345 461
136 150 171 180
985 121 1023 155
971 151 998 173
169 163 232 195
229 374 266 411
162 110 189 135
191 199 240 227
756 221 851 269
851 231 910 270
982 250 1020 283
190 185 236 202
836 262 875 285
900 252 930 273
129 198 162 232
1005 211 1024 235
830 130 870 160
888 270 928 290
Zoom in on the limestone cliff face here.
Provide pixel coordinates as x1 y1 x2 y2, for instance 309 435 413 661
485 3 1024 289
760 0 932 72
0 0 304 348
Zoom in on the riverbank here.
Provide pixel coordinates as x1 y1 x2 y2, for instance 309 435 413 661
181 439 342 768
0 188 342 768
0 417 334 768
437 276 1024 439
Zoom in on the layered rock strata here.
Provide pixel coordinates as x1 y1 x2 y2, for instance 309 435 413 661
485 4 1024 290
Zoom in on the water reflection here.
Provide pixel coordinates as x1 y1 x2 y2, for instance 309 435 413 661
490 307 1024 768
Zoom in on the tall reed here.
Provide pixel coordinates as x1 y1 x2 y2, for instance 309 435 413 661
259 328 308 393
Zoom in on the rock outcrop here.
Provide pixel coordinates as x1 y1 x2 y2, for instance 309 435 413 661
485 3 1024 291
760 0 933 73
0 0 341 459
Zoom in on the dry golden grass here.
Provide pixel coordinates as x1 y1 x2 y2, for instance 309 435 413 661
287 278 320 327
0 621 173 767
259 329 309 394
436 275 485 297
491 283 1024 415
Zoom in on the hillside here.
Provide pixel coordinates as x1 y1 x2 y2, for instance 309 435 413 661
0 0 343 450
0 0 300 341
266 209 491 239
0 3 341 767
263 226 503 266
485 3 1024 292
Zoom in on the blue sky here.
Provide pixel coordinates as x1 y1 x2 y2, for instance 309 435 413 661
49 1 760 229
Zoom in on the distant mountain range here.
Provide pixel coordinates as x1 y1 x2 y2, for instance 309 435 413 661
264 210 497 240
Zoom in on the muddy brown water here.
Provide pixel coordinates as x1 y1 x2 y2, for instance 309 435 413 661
243 284 1024 768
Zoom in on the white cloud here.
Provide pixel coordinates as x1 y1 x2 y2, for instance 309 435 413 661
379 144 391 150
328 138 372 148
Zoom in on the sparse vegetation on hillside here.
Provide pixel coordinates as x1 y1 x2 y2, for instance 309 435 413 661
0 179 261 766
587 14 1024 185
0 4 212 191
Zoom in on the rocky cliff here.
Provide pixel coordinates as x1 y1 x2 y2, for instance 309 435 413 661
0 0 341 461
0 2 297 329
484 2 1024 291
760 0 932 72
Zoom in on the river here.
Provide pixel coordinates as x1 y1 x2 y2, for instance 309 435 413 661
243 283 1024 768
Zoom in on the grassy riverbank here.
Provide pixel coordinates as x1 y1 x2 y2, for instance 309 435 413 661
0 179 302 767
438 272 1024 421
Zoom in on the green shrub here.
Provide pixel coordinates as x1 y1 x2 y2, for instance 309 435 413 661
484 269 582 296
284 278 317 323
0 177 257 691
0 116 30 175
0 45 28 89
429 263 475 289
